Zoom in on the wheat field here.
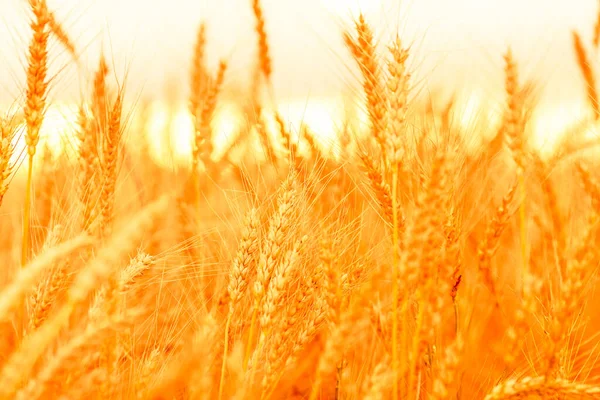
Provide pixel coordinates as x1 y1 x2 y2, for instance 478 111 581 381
0 0 600 399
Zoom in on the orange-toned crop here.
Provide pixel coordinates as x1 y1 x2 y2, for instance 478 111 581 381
0 3 599 400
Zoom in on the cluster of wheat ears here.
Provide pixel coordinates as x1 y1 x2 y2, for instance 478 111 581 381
1 0 600 399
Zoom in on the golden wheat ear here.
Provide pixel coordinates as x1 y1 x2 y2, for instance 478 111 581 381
0 117 17 208
46 9 78 61
251 0 272 82
344 14 387 154
219 207 260 400
22 0 51 267
573 31 600 120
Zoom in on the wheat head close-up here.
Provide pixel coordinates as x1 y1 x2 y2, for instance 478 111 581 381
1 0 600 399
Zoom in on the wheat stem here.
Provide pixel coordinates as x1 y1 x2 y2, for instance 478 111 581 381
391 167 400 400
244 304 259 370
407 290 425 400
21 157 34 267
518 171 527 293
218 312 233 400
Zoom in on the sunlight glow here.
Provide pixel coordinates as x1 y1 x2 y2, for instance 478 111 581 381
41 106 78 151
318 0 379 14
9 96 589 168
458 92 483 128
277 97 345 153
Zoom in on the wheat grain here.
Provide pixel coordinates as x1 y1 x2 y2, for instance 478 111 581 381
573 31 600 120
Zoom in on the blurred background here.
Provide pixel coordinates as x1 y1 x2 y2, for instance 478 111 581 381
0 0 598 153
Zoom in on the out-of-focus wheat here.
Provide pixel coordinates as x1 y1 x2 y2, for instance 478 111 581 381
0 118 16 208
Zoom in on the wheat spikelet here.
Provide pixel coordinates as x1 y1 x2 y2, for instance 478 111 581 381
89 252 154 322
246 173 298 367
260 235 306 336
344 14 387 153
219 208 259 399
0 235 92 323
24 0 50 160
227 208 260 309
0 198 167 399
503 49 526 171
99 92 124 238
261 265 320 394
119 252 154 293
27 224 68 331
77 105 100 233
576 161 600 211
92 53 110 134
189 22 208 118
573 31 600 120
385 35 410 166
15 313 134 400
274 112 293 157
27 257 69 332
70 198 168 309
192 60 227 171
22 0 51 266
485 376 600 400
477 180 518 300
502 49 530 291
0 118 16 208
386 50 409 395
251 0 272 81
400 148 450 288
545 213 599 377
397 147 454 399
135 347 162 399
360 152 395 224
256 237 306 399
46 9 77 60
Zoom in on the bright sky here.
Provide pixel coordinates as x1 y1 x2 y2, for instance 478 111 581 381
0 0 598 154
0 0 596 100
